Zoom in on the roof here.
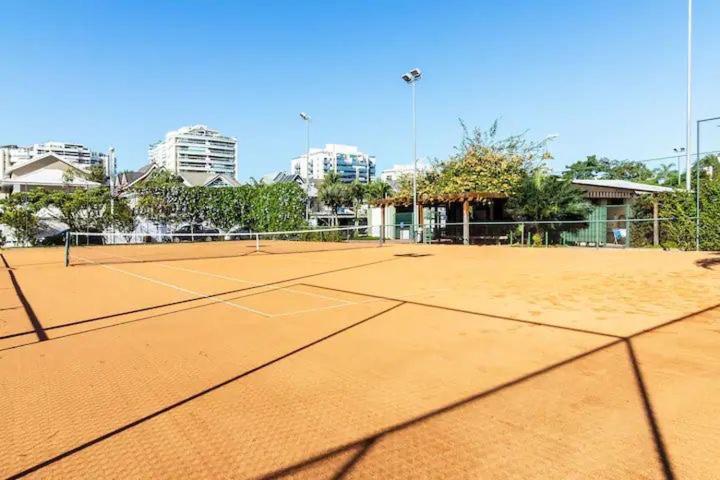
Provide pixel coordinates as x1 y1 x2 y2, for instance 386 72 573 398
572 179 673 194
2 153 100 188
178 172 240 187
375 191 507 207
260 171 305 185
120 163 160 190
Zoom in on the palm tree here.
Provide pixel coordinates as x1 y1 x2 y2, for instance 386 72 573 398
317 171 348 226
365 180 393 202
653 163 676 186
348 180 366 228
506 169 592 240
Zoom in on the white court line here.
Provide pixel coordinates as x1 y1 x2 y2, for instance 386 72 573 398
156 263 353 305
79 249 353 305
72 254 272 318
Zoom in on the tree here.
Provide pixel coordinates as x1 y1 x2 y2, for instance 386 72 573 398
133 170 186 228
561 155 610 180
87 164 107 184
365 180 393 201
563 155 654 183
652 163 679 187
347 180 366 227
44 187 133 232
317 171 348 226
506 169 592 239
0 193 41 246
396 120 549 199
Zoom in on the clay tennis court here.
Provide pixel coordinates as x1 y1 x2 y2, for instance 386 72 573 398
1 241 720 479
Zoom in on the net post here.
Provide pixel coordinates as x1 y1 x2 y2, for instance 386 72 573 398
64 231 71 267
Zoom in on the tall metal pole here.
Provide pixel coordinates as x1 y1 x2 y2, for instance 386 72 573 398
686 0 693 190
108 147 115 244
305 119 310 221
696 120 700 251
411 81 417 242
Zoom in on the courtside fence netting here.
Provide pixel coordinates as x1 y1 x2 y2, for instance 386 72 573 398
63 217 695 266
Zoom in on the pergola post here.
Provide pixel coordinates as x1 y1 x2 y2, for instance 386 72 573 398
380 204 386 245
417 204 424 242
653 198 659 246
462 199 470 245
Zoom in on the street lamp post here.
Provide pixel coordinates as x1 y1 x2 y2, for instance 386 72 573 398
401 68 422 242
108 147 116 244
673 147 685 187
299 112 311 221
695 116 720 251
686 0 693 190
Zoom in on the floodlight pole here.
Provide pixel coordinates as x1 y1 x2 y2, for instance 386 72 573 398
108 147 115 244
686 0 693 190
411 80 417 242
305 118 310 221
695 116 720 251
299 113 311 222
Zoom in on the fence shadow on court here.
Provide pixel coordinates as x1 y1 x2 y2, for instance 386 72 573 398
8 262 718 478
0 256 401 349
695 252 720 270
5 302 405 480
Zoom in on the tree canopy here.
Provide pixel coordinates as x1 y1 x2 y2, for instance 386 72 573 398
396 120 550 200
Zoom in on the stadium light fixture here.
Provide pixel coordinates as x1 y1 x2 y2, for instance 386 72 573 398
299 112 311 220
401 68 422 242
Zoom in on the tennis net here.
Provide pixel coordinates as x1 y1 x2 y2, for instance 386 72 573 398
65 225 381 266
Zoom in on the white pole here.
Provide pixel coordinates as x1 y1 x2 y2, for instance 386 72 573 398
412 81 417 243
686 0 693 190
109 147 115 244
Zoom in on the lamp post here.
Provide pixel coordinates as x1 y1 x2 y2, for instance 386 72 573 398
686 0 693 190
401 68 422 242
695 116 720 251
673 147 685 187
108 147 116 244
299 112 311 221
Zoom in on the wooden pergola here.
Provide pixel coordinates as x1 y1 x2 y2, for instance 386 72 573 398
374 191 508 245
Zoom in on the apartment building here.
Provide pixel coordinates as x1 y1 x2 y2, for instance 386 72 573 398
149 125 237 178
290 144 375 184
0 142 107 177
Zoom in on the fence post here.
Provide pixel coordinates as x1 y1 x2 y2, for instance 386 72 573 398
595 219 599 248
652 199 659 247
380 205 386 245
520 223 525 247
64 231 70 267
462 200 470 246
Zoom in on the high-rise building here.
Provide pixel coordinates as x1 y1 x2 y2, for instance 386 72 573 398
290 144 375 184
0 142 107 177
149 125 237 178
379 160 430 187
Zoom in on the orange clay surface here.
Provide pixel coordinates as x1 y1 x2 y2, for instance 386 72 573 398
1 242 720 479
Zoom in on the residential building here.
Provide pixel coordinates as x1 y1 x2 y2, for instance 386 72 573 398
0 153 100 197
118 163 239 191
290 144 375 184
0 142 107 178
148 125 237 178
379 160 429 187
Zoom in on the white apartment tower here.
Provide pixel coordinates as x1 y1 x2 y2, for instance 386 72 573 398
290 144 376 184
149 125 237 178
0 142 107 177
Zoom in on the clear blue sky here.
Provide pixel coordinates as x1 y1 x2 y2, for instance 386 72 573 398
1 0 719 180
